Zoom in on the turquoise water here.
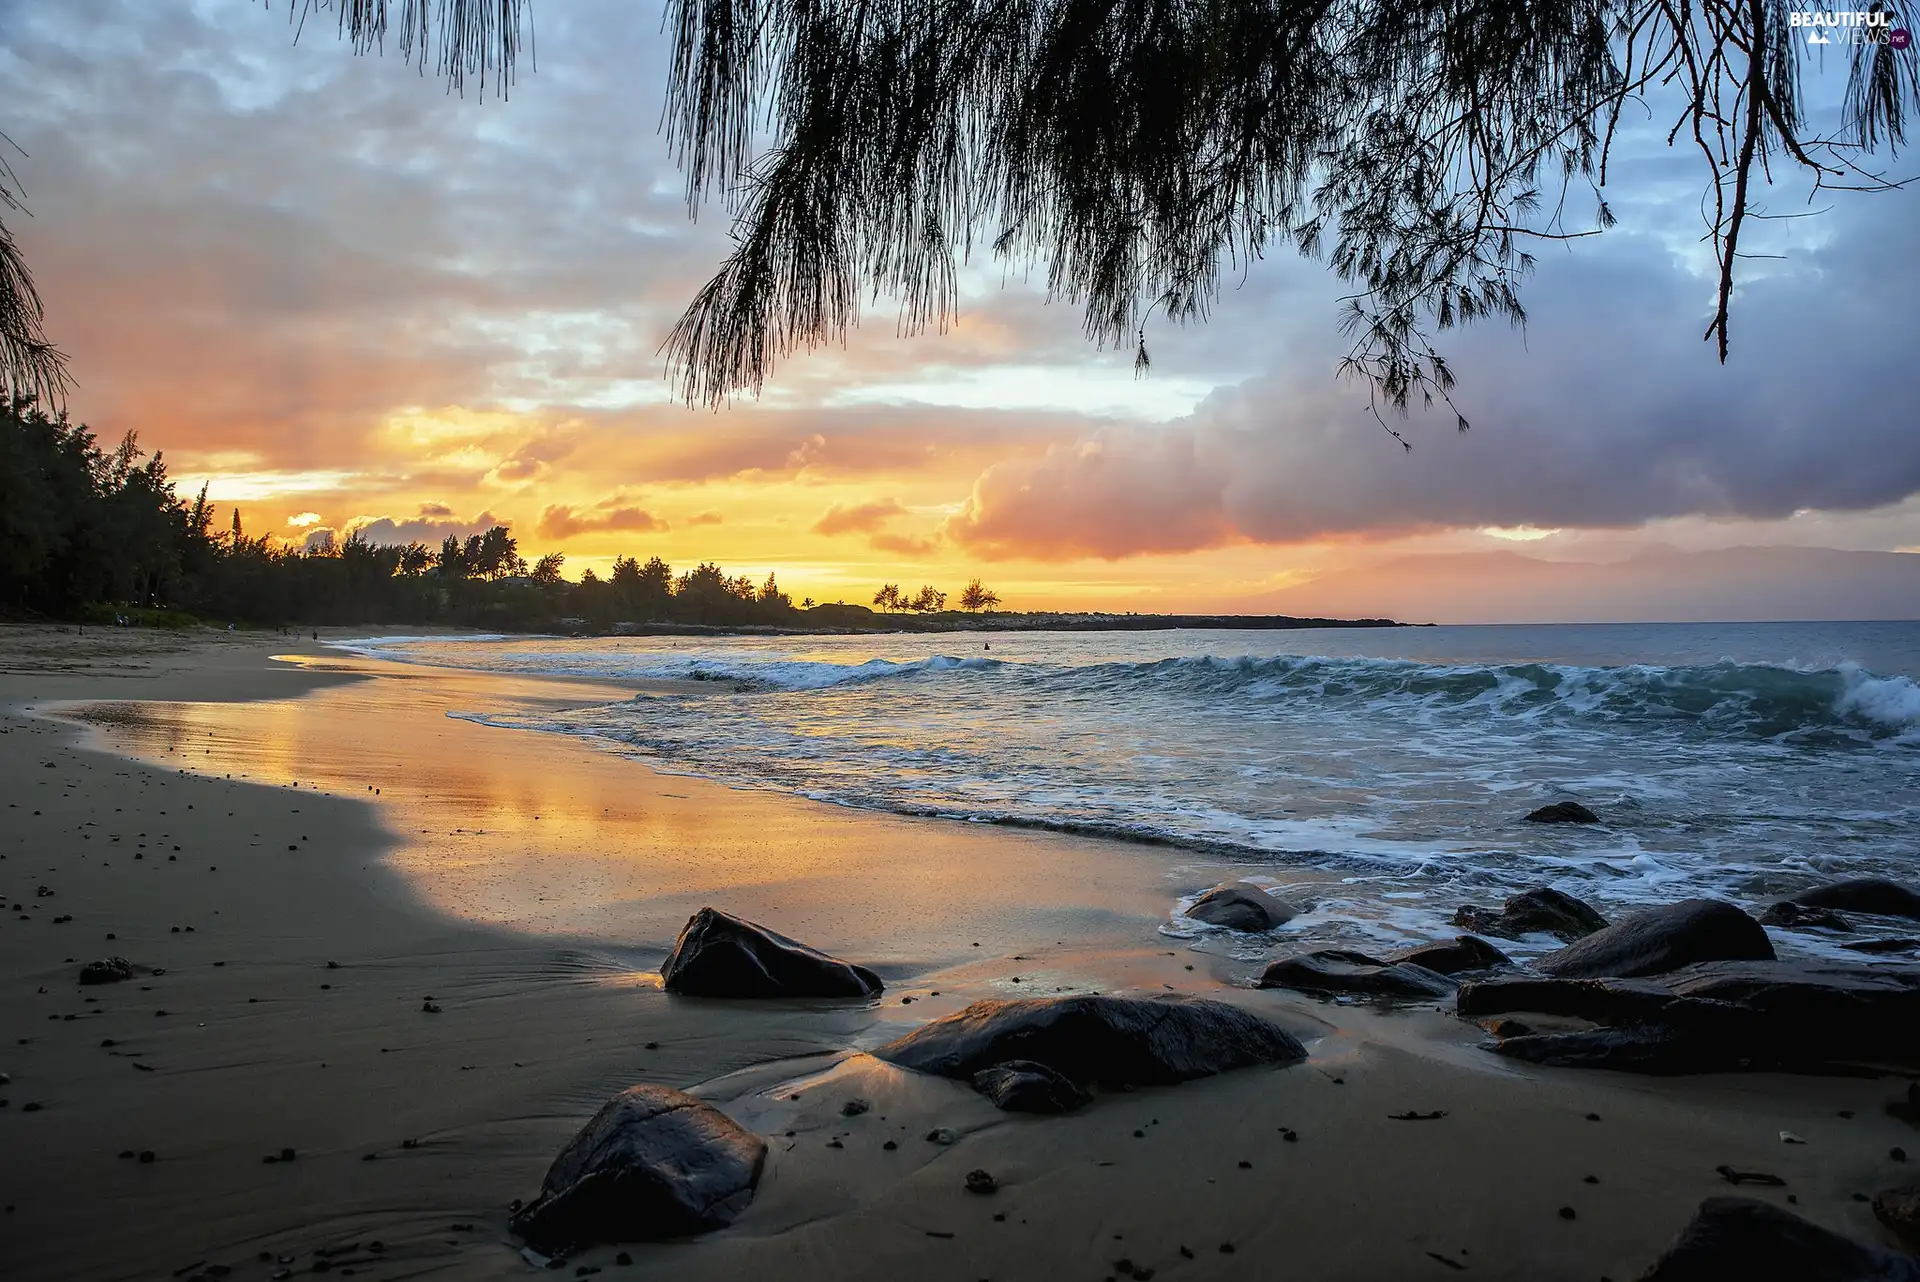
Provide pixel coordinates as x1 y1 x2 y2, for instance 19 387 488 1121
340 622 1920 958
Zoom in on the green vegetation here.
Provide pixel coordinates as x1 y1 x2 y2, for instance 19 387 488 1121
0 398 796 628
0 398 1002 632
873 583 977 614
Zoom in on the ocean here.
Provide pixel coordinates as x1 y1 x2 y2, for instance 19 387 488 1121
337 621 1920 961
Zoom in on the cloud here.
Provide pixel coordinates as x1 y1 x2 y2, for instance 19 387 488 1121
946 201 1920 560
490 434 578 483
286 511 322 527
813 499 906 536
869 531 941 556
15 0 1920 608
536 504 667 539
346 508 508 546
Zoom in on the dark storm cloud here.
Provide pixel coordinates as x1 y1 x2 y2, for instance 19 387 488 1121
947 198 1920 558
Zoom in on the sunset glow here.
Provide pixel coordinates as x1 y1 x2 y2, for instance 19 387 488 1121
8 1 1916 621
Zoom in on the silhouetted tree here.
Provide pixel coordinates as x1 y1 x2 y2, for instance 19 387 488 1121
275 2 1920 437
1 401 988 632
959 579 1001 612
436 534 466 579
872 583 902 612
0 144 71 406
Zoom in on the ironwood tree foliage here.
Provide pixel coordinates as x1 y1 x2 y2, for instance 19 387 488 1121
0 135 71 408
286 0 1917 440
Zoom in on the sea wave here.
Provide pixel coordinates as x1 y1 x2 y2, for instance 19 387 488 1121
643 650 1917 742
353 626 1920 959
1046 653 1920 742
342 633 1920 743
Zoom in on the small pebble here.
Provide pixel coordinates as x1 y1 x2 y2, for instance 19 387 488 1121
1559 1207 1577 1220
964 1169 997 1194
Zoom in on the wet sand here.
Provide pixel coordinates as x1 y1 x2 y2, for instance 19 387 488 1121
1 624 1913 1281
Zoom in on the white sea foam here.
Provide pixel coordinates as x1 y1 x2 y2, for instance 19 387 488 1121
348 625 1920 959
1834 663 1920 741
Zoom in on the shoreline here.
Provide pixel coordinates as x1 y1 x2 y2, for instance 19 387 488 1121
2 613 1417 641
2 625 1916 1280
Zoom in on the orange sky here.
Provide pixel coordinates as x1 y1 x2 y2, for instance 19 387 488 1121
8 2 1918 620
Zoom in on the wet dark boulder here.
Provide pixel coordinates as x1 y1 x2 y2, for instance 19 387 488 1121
972 1060 1090 1113
1784 878 1920 922
1525 801 1600 825
510 1085 767 1252
1389 935 1512 975
660 908 882 999
78 957 135 985
1185 881 1298 931
1537 899 1774 980
1633 1197 1920 1281
1759 901 1851 932
1878 1179 1920 1253
1460 973 1676 1024
1452 887 1609 942
1463 960 1920 1073
875 994 1304 1088
1258 949 1457 1001
1493 1025 1754 1075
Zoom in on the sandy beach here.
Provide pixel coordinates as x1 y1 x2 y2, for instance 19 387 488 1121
2 625 1915 1281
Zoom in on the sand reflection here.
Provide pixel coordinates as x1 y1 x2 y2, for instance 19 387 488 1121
59 653 1181 970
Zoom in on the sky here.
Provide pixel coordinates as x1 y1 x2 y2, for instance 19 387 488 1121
5 1 1918 620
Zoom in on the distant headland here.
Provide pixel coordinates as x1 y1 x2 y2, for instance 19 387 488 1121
582 606 1410 637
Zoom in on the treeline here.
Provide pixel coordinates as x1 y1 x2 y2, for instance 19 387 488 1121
0 400 804 628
